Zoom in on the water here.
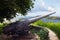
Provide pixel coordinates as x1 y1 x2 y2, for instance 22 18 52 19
41 18 60 22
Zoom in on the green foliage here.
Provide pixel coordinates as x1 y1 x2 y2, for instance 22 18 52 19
0 22 8 34
33 20 60 39
30 27 49 40
39 28 49 40
0 0 34 22
0 23 4 34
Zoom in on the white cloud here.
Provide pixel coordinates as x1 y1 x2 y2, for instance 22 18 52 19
40 0 45 7
48 6 55 12
40 0 55 12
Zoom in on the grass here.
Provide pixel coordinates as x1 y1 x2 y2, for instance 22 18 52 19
32 20 60 39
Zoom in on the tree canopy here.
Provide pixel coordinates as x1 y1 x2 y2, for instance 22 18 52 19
0 0 34 22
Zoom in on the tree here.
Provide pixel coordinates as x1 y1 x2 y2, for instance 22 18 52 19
0 0 34 22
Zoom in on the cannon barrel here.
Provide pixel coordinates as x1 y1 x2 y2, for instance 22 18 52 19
26 12 56 24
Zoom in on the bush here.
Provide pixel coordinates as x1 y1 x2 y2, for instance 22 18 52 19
0 23 8 34
30 26 49 40
32 20 60 39
0 23 4 34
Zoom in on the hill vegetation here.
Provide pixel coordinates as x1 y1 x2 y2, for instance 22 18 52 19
47 16 60 20
32 20 60 39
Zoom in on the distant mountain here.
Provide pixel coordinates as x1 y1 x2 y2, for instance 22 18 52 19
46 16 60 20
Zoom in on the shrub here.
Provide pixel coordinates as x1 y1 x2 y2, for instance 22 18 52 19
30 26 49 40
32 20 60 39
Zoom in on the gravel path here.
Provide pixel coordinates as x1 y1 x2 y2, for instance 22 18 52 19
46 28 59 40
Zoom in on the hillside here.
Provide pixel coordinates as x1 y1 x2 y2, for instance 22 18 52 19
46 16 60 20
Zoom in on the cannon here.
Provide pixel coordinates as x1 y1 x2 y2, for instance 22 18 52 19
2 12 56 36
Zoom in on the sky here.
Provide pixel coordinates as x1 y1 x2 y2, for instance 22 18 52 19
10 0 60 22
26 0 60 17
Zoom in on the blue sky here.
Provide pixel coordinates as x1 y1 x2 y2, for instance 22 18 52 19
10 0 60 22
26 0 60 17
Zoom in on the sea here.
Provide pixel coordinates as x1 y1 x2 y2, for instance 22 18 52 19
41 18 60 22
